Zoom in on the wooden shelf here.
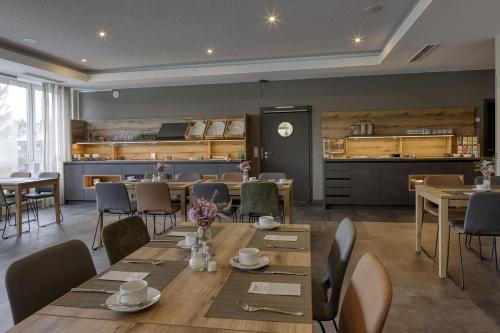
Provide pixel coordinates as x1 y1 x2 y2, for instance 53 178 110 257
347 134 454 140
74 139 245 145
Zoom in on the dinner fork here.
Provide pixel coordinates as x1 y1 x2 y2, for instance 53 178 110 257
264 243 306 250
121 259 164 265
237 301 304 316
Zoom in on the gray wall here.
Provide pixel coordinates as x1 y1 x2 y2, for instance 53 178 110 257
80 70 495 200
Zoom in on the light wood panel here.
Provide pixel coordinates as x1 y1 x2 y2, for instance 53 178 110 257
401 136 452 157
345 137 398 157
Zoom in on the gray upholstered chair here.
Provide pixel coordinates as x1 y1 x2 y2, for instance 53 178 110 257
447 192 500 289
136 182 180 237
221 172 243 182
5 240 96 324
23 171 62 227
239 182 282 223
102 216 151 265
0 185 20 239
4 171 31 199
192 183 237 221
174 173 202 181
338 252 392 333
474 176 500 186
92 183 137 250
258 172 287 181
314 218 357 333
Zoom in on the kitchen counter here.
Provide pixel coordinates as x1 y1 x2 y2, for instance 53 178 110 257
65 159 241 164
325 157 479 162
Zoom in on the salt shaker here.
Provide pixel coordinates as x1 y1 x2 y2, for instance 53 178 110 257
207 251 217 273
189 241 206 271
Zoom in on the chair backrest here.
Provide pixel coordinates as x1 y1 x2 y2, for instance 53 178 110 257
136 182 174 214
5 240 96 324
0 184 9 208
102 216 151 265
339 252 392 333
174 173 202 181
36 172 60 193
95 183 132 213
10 171 31 178
474 176 500 186
326 218 357 316
240 182 280 216
258 172 287 181
463 192 500 235
423 175 463 211
192 183 231 206
221 172 243 182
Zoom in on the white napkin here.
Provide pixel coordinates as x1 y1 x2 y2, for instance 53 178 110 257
98 271 149 282
167 231 190 237
248 282 301 296
264 235 298 242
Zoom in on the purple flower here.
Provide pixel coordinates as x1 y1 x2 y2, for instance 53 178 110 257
239 160 251 172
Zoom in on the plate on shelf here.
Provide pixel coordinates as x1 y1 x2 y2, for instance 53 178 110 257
229 256 269 271
105 287 161 313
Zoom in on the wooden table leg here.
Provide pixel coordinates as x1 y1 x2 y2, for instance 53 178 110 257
415 191 424 252
180 191 187 222
283 190 292 224
15 185 23 236
438 199 449 278
54 179 61 224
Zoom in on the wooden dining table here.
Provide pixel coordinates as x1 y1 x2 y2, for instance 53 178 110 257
199 180 295 224
415 184 500 278
0 177 61 236
9 223 312 333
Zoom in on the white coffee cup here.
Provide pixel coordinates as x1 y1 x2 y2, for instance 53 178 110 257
238 248 260 266
249 177 257 182
127 176 135 181
185 232 197 246
118 280 148 306
258 215 275 227
141 178 152 183
476 184 488 190
279 179 288 184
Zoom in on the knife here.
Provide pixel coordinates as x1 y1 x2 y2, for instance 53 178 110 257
245 270 307 276
150 239 178 243
71 288 117 294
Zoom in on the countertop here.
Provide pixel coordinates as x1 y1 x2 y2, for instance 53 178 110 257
325 157 480 162
65 159 241 164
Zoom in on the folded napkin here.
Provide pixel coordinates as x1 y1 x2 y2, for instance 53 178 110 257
167 231 190 237
98 271 149 282
248 282 301 296
264 235 298 242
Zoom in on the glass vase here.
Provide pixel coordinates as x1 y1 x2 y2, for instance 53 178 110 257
483 175 491 189
198 226 212 245
243 171 249 183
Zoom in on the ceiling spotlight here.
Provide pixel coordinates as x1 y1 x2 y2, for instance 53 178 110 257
112 89 120 98
353 36 363 45
206 48 214 55
22 38 39 44
97 30 108 39
267 14 278 25
81 58 87 62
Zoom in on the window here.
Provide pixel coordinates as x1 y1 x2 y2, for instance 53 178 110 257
0 79 44 176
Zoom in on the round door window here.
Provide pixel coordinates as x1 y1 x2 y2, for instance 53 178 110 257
278 122 293 137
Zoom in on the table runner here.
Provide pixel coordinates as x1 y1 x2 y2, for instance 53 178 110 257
52 260 187 309
206 265 311 323
145 225 223 248
245 229 310 252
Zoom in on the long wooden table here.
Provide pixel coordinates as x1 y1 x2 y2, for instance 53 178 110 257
200 180 295 224
415 184 500 278
0 177 61 236
9 223 312 333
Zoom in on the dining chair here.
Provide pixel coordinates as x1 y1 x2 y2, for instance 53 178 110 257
5 240 96 324
239 182 282 223
314 218 357 333
174 173 202 181
338 252 393 333
0 185 23 239
23 171 63 227
192 183 237 221
258 172 287 181
421 175 466 260
92 182 137 250
446 192 500 289
4 171 31 199
136 182 180 237
102 216 151 265
221 172 243 182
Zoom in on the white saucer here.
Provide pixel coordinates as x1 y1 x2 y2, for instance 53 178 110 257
176 239 193 250
105 287 161 313
252 222 280 230
229 256 269 271
473 187 490 192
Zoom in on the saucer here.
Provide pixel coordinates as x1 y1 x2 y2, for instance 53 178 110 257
105 287 161 313
229 256 269 271
176 239 193 250
473 187 490 192
252 221 280 230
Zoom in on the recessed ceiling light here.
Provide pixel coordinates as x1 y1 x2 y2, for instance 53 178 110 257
81 58 87 62
353 36 363 45
97 30 108 39
267 14 278 25
206 48 214 55
22 38 39 44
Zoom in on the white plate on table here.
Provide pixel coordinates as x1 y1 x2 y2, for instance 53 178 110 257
229 256 269 271
105 287 161 313
176 239 193 250
252 222 280 230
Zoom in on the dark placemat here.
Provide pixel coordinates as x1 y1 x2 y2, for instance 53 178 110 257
145 225 223 248
52 260 187 309
206 265 311 323
245 229 310 252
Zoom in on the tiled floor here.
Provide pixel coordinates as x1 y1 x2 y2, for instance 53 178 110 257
1 203 499 332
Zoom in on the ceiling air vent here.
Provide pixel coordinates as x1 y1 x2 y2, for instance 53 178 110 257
408 44 440 63
21 72 65 84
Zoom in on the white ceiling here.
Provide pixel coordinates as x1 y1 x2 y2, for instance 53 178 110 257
0 0 498 89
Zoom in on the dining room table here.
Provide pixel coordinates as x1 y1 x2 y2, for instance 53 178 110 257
415 184 500 278
0 177 61 236
8 222 312 333
199 179 295 224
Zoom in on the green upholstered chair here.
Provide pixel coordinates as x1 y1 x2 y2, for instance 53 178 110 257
101 216 151 265
239 182 282 223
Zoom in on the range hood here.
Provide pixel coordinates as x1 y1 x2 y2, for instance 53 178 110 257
157 123 188 140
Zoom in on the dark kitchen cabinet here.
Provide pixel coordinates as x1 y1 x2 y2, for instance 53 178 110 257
350 163 379 205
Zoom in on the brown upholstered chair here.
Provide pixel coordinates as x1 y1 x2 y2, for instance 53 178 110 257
421 175 466 259
338 252 392 333
222 172 243 182
102 216 151 265
135 182 180 237
5 240 96 324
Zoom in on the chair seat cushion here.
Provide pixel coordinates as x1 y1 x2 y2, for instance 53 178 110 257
23 192 54 199
425 206 466 219
448 220 465 233
103 199 137 214
312 276 336 321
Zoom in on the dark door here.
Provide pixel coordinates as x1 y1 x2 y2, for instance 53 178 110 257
483 99 495 157
260 106 312 202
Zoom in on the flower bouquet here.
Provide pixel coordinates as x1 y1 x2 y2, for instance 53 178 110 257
476 158 496 188
239 160 251 182
188 191 230 243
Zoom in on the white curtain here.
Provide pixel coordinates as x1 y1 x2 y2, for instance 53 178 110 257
42 83 75 202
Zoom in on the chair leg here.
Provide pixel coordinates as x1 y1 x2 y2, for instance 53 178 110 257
92 212 104 250
421 213 438 261
446 226 465 289
317 321 326 333
333 319 339 332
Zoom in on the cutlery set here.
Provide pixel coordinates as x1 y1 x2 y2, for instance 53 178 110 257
237 301 304 316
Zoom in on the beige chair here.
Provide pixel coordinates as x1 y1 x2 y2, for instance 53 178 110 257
136 182 180 237
222 172 243 182
338 252 392 333
5 240 96 324
422 175 466 259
